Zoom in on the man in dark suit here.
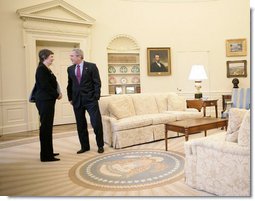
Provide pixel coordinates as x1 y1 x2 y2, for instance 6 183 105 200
67 48 104 154
150 54 167 72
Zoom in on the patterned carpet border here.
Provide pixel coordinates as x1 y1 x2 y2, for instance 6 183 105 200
69 149 185 191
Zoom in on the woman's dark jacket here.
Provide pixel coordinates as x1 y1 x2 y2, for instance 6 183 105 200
35 62 59 101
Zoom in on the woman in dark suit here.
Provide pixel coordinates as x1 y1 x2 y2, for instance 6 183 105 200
35 49 62 162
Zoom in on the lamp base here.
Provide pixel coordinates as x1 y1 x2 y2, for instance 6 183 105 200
194 93 202 99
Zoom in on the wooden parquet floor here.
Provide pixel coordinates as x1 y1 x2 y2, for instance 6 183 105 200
0 125 217 196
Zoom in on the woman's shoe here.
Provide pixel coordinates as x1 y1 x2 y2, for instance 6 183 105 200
53 153 59 156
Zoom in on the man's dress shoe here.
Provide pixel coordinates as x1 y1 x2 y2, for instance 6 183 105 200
41 157 60 162
98 147 104 153
77 148 90 154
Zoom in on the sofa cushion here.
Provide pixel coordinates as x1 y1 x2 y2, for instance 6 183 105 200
225 131 239 143
111 115 153 132
238 110 250 147
168 94 187 111
139 113 176 125
225 108 247 143
108 97 132 119
154 94 169 113
132 94 159 115
108 96 135 119
164 109 203 120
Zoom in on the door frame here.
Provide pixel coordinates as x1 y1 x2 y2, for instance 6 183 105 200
17 0 95 131
36 41 78 126
24 32 90 130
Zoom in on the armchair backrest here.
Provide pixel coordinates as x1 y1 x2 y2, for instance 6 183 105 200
232 88 250 109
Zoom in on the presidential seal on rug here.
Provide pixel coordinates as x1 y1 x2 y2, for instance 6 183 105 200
69 150 184 191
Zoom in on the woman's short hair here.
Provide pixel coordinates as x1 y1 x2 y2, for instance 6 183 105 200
39 49 54 62
72 48 84 59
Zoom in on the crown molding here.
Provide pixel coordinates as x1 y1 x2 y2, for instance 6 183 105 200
16 0 95 26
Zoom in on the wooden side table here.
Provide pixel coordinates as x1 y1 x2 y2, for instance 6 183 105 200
203 100 218 118
186 99 203 112
187 99 218 118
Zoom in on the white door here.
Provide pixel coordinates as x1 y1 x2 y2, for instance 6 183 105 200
36 41 78 125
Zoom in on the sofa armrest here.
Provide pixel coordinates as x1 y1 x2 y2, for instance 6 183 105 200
101 115 118 146
185 108 202 113
185 136 250 156
102 115 117 122
185 132 250 196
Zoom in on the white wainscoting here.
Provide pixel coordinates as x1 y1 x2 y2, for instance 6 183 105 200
0 91 232 135
0 99 28 135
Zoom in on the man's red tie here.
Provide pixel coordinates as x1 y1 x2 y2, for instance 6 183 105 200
76 65 81 84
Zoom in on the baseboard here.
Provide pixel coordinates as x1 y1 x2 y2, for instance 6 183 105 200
1 123 28 135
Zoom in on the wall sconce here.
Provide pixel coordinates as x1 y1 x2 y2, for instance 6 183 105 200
188 64 208 99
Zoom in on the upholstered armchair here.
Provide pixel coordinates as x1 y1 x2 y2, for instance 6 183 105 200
222 88 250 118
185 108 250 196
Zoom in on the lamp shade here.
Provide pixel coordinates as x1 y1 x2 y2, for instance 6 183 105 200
188 65 208 81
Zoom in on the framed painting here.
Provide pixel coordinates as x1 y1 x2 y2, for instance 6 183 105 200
226 38 247 57
147 47 171 76
126 86 135 94
227 60 247 78
115 86 123 94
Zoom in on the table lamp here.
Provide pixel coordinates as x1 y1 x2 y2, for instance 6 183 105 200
188 64 208 99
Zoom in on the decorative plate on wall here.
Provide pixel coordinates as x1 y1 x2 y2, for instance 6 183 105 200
131 76 140 84
131 65 140 73
120 77 127 84
108 66 116 73
109 76 117 84
120 66 128 73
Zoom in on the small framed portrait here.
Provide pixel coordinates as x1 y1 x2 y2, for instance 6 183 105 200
126 86 135 94
115 86 123 94
227 60 247 78
147 47 171 76
226 38 247 57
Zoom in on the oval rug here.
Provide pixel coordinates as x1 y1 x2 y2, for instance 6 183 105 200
69 150 184 191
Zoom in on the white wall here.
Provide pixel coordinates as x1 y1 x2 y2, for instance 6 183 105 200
65 0 250 94
0 0 250 134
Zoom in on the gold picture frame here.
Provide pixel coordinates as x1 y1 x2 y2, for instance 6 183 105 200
147 47 171 76
226 38 247 57
226 60 247 78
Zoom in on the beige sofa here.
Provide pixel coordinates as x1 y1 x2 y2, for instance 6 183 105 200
184 108 250 196
99 93 203 148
